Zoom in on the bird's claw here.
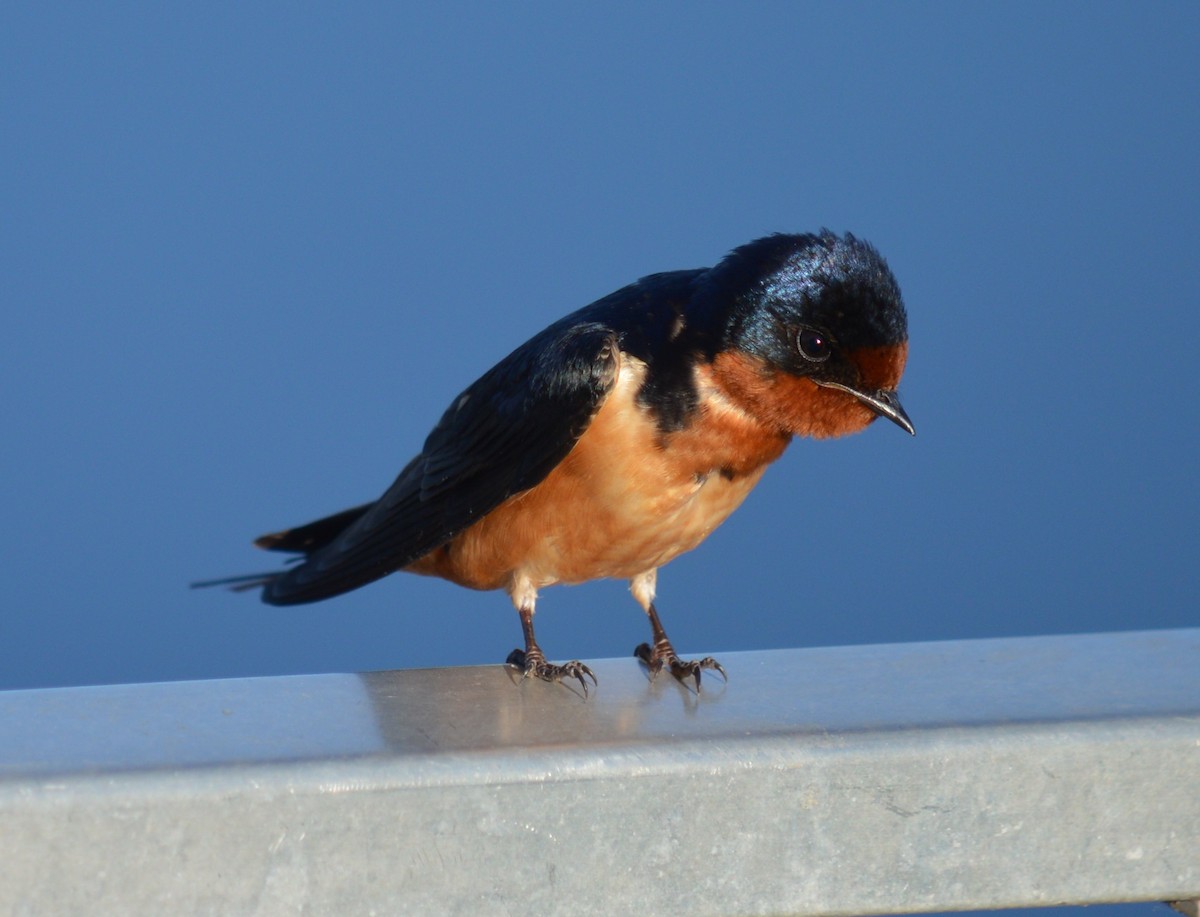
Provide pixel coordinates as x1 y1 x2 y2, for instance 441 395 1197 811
507 648 597 696
634 642 728 690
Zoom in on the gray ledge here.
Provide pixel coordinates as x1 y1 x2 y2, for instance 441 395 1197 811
1 628 1198 916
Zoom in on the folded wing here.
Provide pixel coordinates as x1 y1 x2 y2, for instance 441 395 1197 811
261 321 619 605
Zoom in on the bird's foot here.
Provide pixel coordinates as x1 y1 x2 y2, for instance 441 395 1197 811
506 648 597 696
634 641 727 690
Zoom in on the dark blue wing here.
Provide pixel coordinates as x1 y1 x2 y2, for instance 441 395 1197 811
261 321 619 605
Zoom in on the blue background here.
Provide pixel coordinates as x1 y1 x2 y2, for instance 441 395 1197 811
2 4 1196 912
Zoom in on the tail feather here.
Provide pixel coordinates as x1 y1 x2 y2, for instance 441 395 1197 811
254 502 374 555
190 571 281 593
193 501 375 599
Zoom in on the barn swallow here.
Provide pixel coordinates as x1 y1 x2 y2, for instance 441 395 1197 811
195 231 913 694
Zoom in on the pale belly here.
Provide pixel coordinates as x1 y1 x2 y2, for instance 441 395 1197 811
405 354 787 591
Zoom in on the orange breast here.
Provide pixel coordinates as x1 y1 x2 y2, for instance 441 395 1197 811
405 355 789 591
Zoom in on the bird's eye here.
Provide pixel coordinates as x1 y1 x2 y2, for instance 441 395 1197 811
797 328 832 362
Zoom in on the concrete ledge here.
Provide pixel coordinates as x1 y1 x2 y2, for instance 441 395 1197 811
1 629 1198 915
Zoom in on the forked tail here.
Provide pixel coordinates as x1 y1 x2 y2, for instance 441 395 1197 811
192 501 374 596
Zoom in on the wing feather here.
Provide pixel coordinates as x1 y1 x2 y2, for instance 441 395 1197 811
262 321 618 604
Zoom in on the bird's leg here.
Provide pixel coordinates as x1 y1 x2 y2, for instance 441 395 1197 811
630 570 727 689
505 579 596 696
634 603 728 690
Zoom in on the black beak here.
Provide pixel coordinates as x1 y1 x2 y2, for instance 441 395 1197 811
817 381 915 435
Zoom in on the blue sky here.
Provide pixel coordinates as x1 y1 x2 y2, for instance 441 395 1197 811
4 2 1195 685
4 5 1196 913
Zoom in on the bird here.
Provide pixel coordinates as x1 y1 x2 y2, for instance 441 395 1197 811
195 231 913 694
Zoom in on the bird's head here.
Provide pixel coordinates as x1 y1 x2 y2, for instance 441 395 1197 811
698 231 913 439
